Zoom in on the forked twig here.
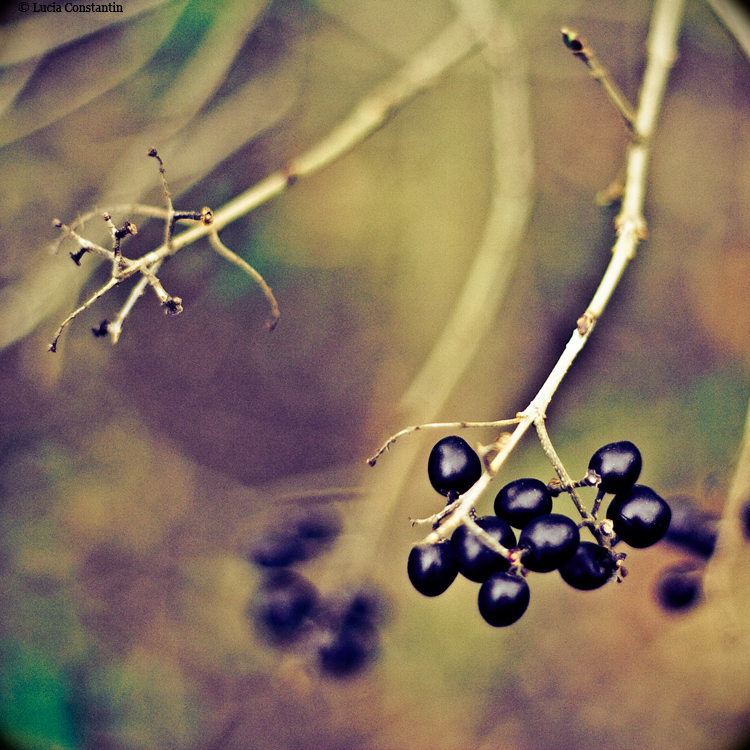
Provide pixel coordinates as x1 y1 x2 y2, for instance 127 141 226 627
49 20 481 352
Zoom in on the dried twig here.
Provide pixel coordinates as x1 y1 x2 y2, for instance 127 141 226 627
369 0 686 557
48 20 481 352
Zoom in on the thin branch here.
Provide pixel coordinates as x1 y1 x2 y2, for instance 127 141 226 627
107 262 160 344
208 230 280 331
366 418 523 467
49 21 481 351
131 20 481 272
316 3 535 590
419 0 687 547
561 28 638 132
48 276 120 352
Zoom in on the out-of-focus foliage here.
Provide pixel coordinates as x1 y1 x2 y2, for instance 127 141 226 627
2 0 750 749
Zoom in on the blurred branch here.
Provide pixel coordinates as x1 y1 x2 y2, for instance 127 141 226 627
702 389 750 622
136 19 481 261
48 19 480 350
705 0 750 62
318 1 536 587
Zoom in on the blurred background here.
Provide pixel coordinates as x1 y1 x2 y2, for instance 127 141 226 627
2 0 750 748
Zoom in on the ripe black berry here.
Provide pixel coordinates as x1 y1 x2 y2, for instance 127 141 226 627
606 485 671 548
654 564 702 613
588 441 642 494
407 541 459 596
427 436 482 498
517 513 580 572
450 516 516 582
251 570 318 644
558 541 615 590
494 478 553 529
477 572 530 627
663 496 717 559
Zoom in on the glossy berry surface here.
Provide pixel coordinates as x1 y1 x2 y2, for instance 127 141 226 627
663 496 717 559
558 541 615 590
251 570 317 644
477 572 530 627
427 436 482 498
588 441 642 494
450 516 516 582
654 564 702 613
407 541 459 597
494 478 553 529
517 513 580 572
607 485 671 548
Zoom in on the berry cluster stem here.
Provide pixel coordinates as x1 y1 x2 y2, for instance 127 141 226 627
417 0 686 545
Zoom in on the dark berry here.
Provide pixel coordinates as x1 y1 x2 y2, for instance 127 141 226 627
247 530 304 568
558 541 615 590
251 570 317 644
517 513 580 572
245 509 342 568
663 496 717 559
494 478 553 529
607 485 671 548
450 516 516 582
292 508 342 558
654 564 702 613
318 632 375 678
477 572 530 627
740 500 750 543
407 541 459 596
427 436 482 498
588 441 642 494
340 588 386 632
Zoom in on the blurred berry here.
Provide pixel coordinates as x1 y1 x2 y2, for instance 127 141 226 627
654 564 703 613
251 570 318 644
663 496 717 558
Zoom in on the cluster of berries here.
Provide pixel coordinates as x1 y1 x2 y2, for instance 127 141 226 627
654 494 718 613
244 509 386 678
408 436 672 627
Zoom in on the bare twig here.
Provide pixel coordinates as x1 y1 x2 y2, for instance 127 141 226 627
316 2 535 589
208 230 280 331
49 20 481 351
367 418 523 466
413 0 686 547
561 28 638 132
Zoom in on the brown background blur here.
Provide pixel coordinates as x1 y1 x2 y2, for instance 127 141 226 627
2 0 750 748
